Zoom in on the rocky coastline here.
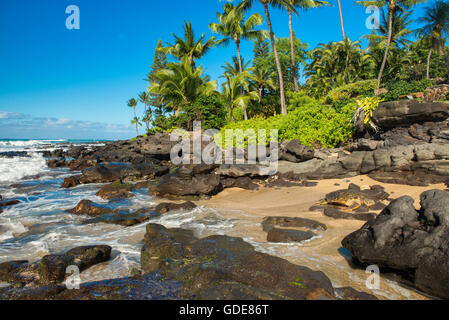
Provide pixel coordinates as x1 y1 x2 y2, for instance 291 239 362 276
1 100 449 300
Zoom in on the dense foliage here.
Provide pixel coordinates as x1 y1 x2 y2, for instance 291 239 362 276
126 0 449 149
221 92 357 149
382 79 435 101
326 80 378 104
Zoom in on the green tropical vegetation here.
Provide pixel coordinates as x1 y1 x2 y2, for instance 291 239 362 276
127 0 449 148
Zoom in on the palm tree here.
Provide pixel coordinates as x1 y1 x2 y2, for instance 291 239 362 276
166 21 217 69
138 91 151 131
149 57 217 116
127 98 138 124
276 0 330 92
143 109 152 130
416 0 449 79
222 56 254 120
251 64 277 100
356 0 428 88
337 0 346 39
242 0 289 115
222 71 259 122
131 116 141 136
364 8 414 48
222 56 252 77
210 1 267 75
305 39 374 95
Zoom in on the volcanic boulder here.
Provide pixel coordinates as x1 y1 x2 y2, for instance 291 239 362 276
342 190 449 299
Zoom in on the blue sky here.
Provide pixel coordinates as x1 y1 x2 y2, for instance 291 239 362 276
0 0 430 139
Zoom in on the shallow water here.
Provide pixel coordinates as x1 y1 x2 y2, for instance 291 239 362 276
0 140 429 299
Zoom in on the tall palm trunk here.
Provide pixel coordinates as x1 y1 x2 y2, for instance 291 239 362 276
377 2 395 88
190 57 196 70
263 2 287 115
337 0 346 40
288 10 299 92
343 42 351 83
235 38 248 120
426 47 433 80
133 107 139 135
143 104 149 131
235 38 243 74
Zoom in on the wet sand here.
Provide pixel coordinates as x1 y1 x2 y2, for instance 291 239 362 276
196 175 446 300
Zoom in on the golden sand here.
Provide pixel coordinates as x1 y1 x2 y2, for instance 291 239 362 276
196 175 446 300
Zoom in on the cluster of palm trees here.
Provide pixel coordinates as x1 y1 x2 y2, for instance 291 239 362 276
416 0 449 78
356 0 448 86
127 0 331 131
127 0 449 134
306 0 449 95
305 38 375 96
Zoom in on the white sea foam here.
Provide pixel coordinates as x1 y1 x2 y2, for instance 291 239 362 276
0 140 45 147
0 221 28 242
0 139 424 299
151 206 236 238
0 153 48 183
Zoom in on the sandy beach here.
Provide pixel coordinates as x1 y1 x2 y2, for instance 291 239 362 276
197 175 447 300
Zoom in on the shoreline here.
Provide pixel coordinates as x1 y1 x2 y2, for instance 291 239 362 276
1 138 449 300
196 175 446 300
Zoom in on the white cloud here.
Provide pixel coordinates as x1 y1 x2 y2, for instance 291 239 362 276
0 111 135 139
0 111 25 119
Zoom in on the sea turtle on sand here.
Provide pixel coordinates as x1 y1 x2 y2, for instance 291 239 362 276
319 190 375 211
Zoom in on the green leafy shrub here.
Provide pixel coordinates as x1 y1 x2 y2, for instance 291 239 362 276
287 90 319 111
382 79 435 102
149 95 227 132
326 79 377 104
148 114 180 133
220 95 357 149
332 97 353 113
189 95 228 130
446 92 449 101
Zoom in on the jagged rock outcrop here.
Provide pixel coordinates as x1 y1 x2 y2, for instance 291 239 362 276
0 197 20 214
62 162 169 188
278 141 449 185
140 223 375 300
309 184 388 221
67 200 158 226
95 181 134 200
262 216 327 243
0 245 111 286
150 166 222 198
373 100 449 130
424 84 449 102
68 200 116 217
280 140 315 163
154 201 197 214
342 190 449 299
53 101 449 190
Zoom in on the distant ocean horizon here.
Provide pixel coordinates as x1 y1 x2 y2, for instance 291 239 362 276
0 138 111 143
0 139 109 183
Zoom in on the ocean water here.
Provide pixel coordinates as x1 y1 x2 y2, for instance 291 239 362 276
0 139 426 299
0 139 238 283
